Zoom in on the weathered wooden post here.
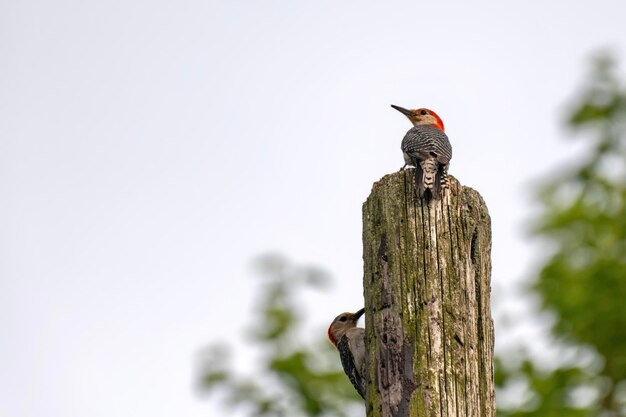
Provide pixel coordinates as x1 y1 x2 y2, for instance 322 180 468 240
362 171 494 417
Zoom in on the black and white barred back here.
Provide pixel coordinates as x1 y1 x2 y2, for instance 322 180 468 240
401 124 453 199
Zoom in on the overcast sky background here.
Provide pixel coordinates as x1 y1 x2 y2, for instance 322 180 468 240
2 1 626 416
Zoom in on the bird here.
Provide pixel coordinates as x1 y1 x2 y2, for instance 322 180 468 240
328 308 366 399
391 105 453 199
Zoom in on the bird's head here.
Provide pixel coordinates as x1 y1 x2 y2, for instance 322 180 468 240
391 105 445 131
327 308 365 347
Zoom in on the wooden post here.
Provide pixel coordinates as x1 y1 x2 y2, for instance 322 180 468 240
362 170 495 417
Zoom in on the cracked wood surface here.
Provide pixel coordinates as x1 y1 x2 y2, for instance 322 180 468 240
362 171 495 417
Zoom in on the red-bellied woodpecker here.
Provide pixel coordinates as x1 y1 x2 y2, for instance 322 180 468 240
328 308 366 399
391 105 453 199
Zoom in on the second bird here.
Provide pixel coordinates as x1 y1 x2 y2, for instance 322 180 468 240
391 105 453 199
328 308 366 399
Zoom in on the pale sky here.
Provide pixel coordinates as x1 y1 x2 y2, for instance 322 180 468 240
2 1 625 416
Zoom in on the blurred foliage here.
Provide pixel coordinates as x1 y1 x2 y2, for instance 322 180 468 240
496 55 626 416
198 255 362 417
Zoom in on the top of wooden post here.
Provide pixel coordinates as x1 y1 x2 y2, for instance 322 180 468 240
361 169 494 417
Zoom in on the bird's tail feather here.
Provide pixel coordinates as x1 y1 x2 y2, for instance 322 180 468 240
438 165 450 193
418 158 438 199
415 164 426 197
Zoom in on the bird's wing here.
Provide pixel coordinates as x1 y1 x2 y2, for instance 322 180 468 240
432 131 452 164
338 331 366 399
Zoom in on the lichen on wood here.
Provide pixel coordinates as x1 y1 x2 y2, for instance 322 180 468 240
362 170 494 417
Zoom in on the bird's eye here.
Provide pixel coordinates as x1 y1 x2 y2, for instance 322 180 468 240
420 110 428 116
339 316 347 322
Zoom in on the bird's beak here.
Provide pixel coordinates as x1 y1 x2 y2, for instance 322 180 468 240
354 308 365 321
391 104 412 117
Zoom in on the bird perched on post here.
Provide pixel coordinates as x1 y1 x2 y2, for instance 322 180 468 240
328 308 366 399
391 105 453 199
